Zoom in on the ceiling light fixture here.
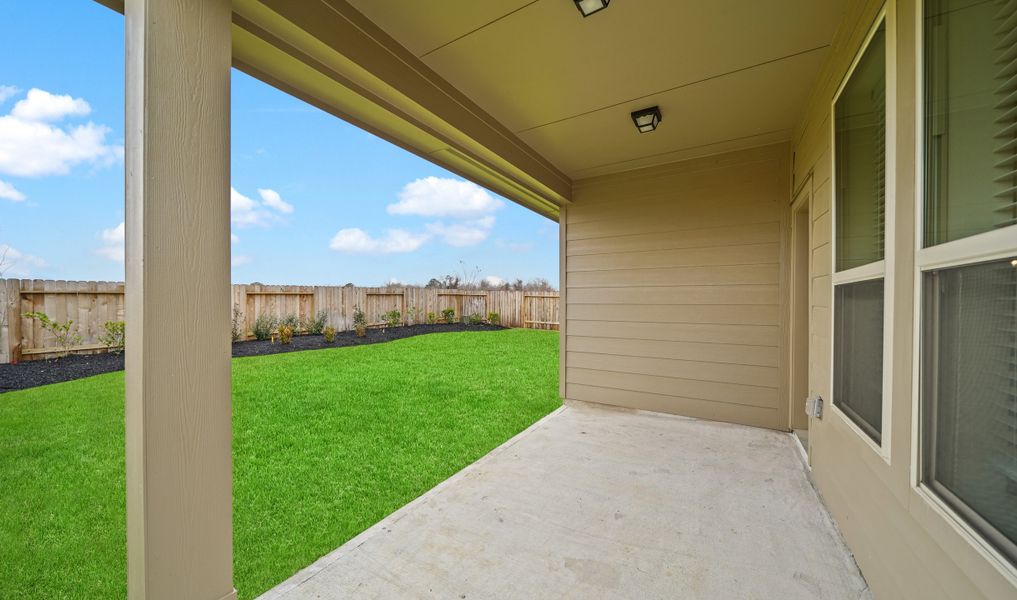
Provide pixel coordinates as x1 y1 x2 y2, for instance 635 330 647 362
574 0 610 18
631 106 662 133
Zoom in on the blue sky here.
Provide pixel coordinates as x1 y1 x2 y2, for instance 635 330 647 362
0 1 559 287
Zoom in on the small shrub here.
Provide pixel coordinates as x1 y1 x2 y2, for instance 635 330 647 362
277 324 293 345
405 305 422 326
22 311 82 357
252 314 277 341
280 314 300 332
467 313 484 325
98 320 126 354
440 307 456 323
353 305 367 338
302 310 327 335
231 306 244 341
323 326 336 343
382 309 401 329
426 312 437 325
487 312 500 325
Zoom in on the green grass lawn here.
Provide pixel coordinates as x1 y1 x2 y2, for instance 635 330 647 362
0 329 560 600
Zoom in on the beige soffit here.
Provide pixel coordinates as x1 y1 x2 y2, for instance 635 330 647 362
94 0 570 221
348 0 850 179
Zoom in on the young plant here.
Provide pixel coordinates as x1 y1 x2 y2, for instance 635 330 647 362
467 312 484 325
252 314 278 341
440 307 456 324
352 305 367 338
487 312 500 326
22 311 82 358
98 320 126 354
426 311 437 325
382 309 402 329
323 325 336 343
277 324 294 345
405 305 422 326
280 314 300 333
301 310 327 335
231 306 244 341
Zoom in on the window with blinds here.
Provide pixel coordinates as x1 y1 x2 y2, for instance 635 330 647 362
921 0 1017 567
924 0 1017 245
832 16 888 446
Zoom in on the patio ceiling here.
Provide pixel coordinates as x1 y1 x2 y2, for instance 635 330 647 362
96 0 850 214
346 0 851 179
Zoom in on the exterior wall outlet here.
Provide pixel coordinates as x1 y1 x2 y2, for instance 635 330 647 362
805 395 823 419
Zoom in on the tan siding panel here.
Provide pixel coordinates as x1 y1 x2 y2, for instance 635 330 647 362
566 366 777 409
567 205 780 240
567 352 778 390
568 243 779 272
812 242 832 278
567 384 779 430
567 264 780 287
566 222 779 256
567 303 779 326
564 143 789 430
568 285 778 306
567 335 779 367
566 320 779 346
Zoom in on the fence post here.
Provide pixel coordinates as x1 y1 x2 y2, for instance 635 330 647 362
4 279 22 363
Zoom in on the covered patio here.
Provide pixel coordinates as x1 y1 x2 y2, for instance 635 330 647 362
261 404 869 600
97 0 1017 598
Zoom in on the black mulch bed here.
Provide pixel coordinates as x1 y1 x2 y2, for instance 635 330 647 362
1 323 505 393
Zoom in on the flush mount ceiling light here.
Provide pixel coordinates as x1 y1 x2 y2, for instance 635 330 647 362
631 106 662 133
574 0 610 17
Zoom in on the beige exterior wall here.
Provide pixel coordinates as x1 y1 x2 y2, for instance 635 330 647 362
793 0 1017 598
563 143 790 431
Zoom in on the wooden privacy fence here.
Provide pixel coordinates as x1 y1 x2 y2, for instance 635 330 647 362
0 280 559 363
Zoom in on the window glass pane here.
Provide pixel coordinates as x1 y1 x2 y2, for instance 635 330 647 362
834 278 884 443
923 258 1017 563
835 20 886 272
923 0 1017 246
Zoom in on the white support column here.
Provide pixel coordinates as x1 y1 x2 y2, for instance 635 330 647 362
124 1 234 598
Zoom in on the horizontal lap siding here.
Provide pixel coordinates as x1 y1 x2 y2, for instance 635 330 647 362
564 143 789 430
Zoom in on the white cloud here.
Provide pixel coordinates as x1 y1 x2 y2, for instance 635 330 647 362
387 176 503 218
0 87 122 178
96 221 125 262
0 243 48 277
231 233 239 244
0 179 26 202
484 276 506 287
231 255 251 267
329 228 429 254
258 188 293 214
231 186 293 228
0 86 18 104
425 216 495 247
11 88 91 122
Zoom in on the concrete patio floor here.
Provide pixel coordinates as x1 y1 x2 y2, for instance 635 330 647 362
260 403 872 600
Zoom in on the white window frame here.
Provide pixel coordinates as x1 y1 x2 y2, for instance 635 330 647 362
829 4 895 463
911 0 1017 577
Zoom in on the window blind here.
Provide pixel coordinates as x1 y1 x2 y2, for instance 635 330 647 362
995 0 1017 228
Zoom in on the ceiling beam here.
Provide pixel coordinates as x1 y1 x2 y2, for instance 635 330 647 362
94 0 571 220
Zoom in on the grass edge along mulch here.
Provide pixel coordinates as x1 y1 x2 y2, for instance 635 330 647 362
0 328 561 600
0 323 506 393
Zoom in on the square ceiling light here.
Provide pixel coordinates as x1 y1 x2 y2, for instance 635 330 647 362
574 0 610 18
631 106 662 133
